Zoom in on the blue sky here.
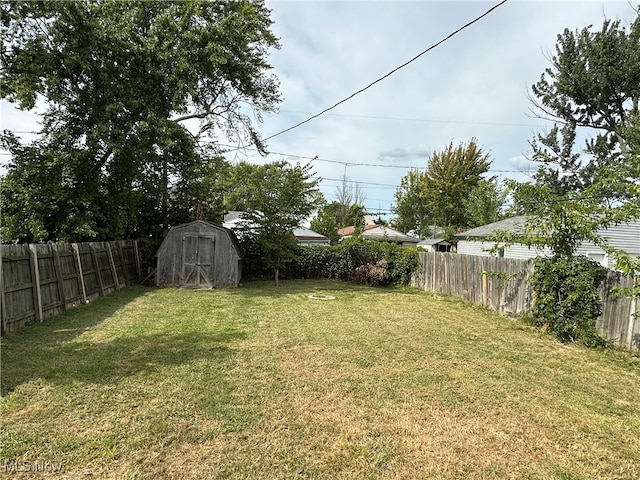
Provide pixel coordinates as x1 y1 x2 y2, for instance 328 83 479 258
2 1 638 221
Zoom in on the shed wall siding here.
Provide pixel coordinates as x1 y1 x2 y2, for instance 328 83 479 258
156 221 240 288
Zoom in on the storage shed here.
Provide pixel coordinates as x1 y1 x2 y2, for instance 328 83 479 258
156 221 242 288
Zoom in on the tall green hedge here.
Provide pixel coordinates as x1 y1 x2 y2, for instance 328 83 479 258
243 236 419 286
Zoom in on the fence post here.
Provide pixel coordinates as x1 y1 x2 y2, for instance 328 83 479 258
628 297 638 350
0 245 6 335
52 245 67 312
105 243 121 291
116 241 130 287
72 243 88 304
28 244 43 322
133 240 141 282
482 269 488 308
90 243 105 297
431 252 436 293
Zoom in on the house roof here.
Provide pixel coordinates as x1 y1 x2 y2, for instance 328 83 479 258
223 210 244 223
337 224 378 236
454 216 528 238
338 224 418 243
293 226 330 242
223 211 328 243
418 238 452 246
363 225 419 244
222 211 256 231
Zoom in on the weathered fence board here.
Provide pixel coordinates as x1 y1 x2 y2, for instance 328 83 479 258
2 245 35 328
0 240 140 336
412 252 639 351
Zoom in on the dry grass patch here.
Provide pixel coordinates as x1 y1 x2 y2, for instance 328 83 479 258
1 280 639 479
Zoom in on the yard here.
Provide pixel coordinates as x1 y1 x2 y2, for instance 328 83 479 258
1 280 639 479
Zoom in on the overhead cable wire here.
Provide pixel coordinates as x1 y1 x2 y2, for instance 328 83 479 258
214 143 536 173
258 0 509 143
279 110 541 128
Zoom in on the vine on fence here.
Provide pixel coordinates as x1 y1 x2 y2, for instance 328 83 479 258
529 256 608 347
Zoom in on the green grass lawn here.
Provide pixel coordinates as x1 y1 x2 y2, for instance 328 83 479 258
1 280 639 479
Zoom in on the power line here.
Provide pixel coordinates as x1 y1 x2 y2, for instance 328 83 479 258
258 0 508 143
279 110 541 128
214 143 535 173
321 177 397 188
1 145 536 175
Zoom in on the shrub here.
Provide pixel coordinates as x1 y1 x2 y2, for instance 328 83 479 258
529 255 608 347
281 236 419 286
354 259 391 286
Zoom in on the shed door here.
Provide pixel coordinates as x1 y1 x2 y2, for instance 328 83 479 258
181 234 215 288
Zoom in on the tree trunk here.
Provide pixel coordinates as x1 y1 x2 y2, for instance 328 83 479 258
162 157 168 237
274 267 279 287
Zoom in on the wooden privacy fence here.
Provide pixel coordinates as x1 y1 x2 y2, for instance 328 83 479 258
411 252 639 351
0 240 140 335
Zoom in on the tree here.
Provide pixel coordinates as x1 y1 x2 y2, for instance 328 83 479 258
168 155 234 226
463 177 508 228
310 201 367 242
0 0 281 242
529 16 639 156
309 205 340 244
508 13 640 257
0 135 106 242
392 139 494 237
391 169 431 237
334 173 366 210
225 161 323 285
499 14 640 344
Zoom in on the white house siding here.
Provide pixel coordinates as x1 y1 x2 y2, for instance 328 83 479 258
458 221 639 268
457 240 551 260
599 221 640 253
505 243 553 259
456 240 491 257
573 222 640 268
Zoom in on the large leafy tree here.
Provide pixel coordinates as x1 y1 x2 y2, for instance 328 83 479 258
392 139 496 237
500 13 640 340
310 175 368 243
463 177 508 228
530 16 639 156
310 201 367 243
391 169 430 237
225 161 323 285
0 0 280 242
508 13 640 257
309 204 340 244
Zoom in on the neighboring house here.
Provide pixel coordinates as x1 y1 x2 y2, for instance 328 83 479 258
222 210 249 228
337 224 378 237
223 211 329 246
156 220 242 288
338 224 419 246
293 226 331 246
417 238 453 253
455 215 640 268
